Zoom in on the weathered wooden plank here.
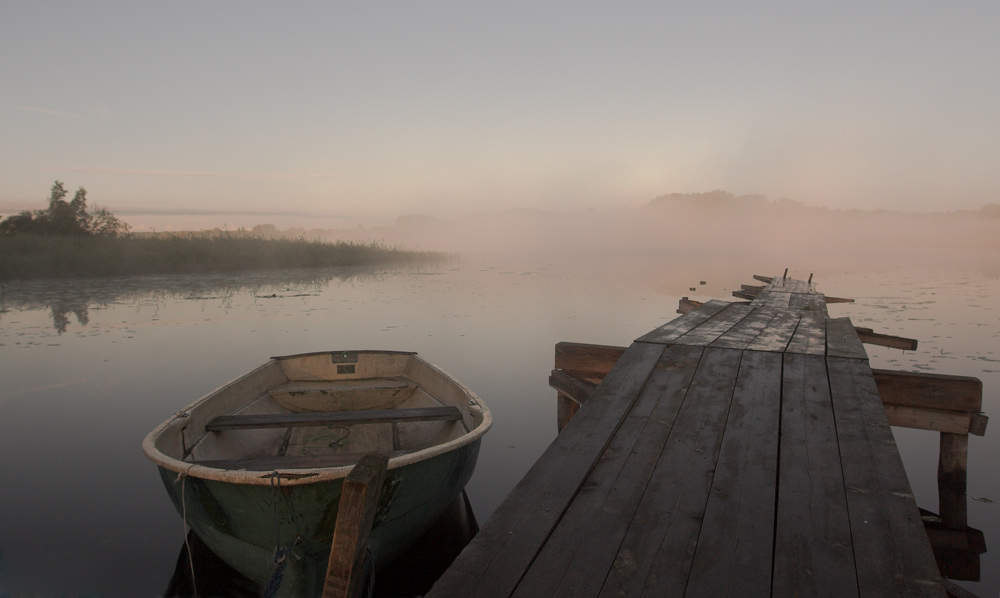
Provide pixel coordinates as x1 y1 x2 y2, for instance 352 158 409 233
427 342 666 598
745 309 800 353
872 369 982 413
884 405 987 435
684 350 782 598
323 453 388 598
709 308 777 350
855 327 918 350
827 357 945 596
789 292 828 315
784 310 826 355
754 290 791 309
549 369 597 407
595 347 743 598
555 342 627 379
732 290 757 300
635 300 729 344
511 345 705 598
773 353 858 597
678 297 703 314
205 406 462 431
672 303 754 346
827 317 869 359
752 274 773 283
824 295 856 304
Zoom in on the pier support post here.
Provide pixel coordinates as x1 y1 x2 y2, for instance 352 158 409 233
938 433 969 529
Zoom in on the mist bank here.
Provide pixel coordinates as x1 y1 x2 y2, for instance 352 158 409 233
219 192 1000 277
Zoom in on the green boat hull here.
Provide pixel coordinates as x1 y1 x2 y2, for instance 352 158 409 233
159 439 481 597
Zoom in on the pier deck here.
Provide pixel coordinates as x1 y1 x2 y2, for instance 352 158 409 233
429 274 948 597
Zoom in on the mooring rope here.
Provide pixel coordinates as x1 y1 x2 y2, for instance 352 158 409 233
264 471 304 598
175 468 197 598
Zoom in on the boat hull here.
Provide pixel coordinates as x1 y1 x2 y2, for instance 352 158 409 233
159 438 481 596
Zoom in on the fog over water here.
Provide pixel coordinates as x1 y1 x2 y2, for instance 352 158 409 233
1 216 998 596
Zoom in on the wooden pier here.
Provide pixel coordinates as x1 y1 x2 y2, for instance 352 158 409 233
428 273 987 598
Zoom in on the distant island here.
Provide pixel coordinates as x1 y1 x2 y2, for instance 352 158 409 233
0 182 452 281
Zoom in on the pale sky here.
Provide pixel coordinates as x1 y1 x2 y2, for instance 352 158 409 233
2 2 998 230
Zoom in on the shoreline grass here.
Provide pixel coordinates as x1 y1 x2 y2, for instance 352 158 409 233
0 235 453 280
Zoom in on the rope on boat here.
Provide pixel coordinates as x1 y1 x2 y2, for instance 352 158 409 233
175 467 197 598
264 534 302 598
265 471 303 598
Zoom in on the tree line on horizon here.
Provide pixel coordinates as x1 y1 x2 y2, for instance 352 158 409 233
0 181 130 237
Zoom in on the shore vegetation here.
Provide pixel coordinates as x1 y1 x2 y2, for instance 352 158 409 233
0 182 450 280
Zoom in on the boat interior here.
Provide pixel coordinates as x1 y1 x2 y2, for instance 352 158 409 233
150 351 485 473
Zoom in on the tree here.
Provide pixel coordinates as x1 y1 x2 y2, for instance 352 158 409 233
0 181 130 236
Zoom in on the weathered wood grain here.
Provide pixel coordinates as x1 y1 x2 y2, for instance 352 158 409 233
672 303 754 346
323 453 388 598
635 300 729 344
596 347 743 598
872 369 982 413
427 342 666 598
511 345 705 598
855 327 918 350
683 350 782 598
555 342 628 380
745 309 799 353
773 353 857 597
826 317 869 359
205 406 461 431
710 308 777 350
827 357 945 596
784 310 826 355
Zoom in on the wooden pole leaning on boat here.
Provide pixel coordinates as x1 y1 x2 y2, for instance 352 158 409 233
323 453 389 598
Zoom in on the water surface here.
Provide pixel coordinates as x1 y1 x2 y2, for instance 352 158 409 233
0 256 997 597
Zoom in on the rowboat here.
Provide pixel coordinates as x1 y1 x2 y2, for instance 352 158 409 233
143 350 492 597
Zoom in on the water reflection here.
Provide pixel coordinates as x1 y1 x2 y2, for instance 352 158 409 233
0 259 997 597
0 266 426 333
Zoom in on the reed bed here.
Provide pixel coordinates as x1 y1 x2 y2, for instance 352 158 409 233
0 235 452 280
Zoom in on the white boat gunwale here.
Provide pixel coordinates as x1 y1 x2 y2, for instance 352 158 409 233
142 350 492 486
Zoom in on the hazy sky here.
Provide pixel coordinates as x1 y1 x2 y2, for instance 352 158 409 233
2 2 998 230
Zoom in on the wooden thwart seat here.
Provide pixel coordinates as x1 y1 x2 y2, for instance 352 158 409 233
205 406 462 431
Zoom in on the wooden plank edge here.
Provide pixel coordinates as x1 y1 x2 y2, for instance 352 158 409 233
873 369 982 413
885 405 988 436
856 328 919 351
549 369 597 406
323 453 389 598
206 406 462 431
752 274 773 283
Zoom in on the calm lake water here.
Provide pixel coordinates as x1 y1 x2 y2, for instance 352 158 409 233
0 253 997 597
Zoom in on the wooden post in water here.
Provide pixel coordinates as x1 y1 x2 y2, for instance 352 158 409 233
323 453 389 598
939 433 969 529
